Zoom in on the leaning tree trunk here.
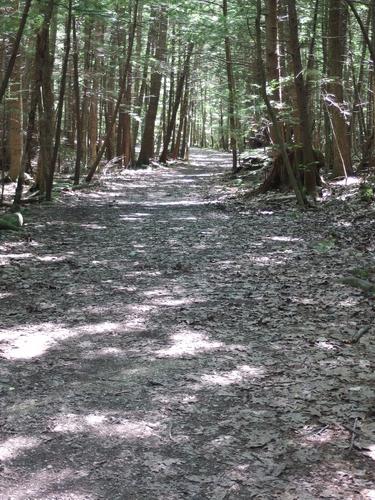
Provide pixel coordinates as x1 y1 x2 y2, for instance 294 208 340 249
255 0 307 208
0 0 32 105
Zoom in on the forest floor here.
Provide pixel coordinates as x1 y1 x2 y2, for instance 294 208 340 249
0 148 374 499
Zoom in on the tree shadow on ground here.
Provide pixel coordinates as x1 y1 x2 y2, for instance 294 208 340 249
0 150 374 498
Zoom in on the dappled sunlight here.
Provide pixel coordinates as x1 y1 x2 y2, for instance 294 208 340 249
267 236 303 242
200 364 265 386
143 199 211 207
0 252 33 261
0 323 75 360
0 435 42 461
338 297 360 307
79 223 108 230
156 330 223 358
52 412 161 440
0 147 373 498
37 254 71 263
361 490 375 499
296 425 344 445
315 340 337 351
364 445 375 461
0 321 121 359
1 468 92 500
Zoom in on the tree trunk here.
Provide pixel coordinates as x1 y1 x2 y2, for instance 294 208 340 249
287 0 317 195
326 0 353 176
0 0 32 105
159 42 194 163
72 16 82 185
7 2 23 181
36 0 55 195
255 0 307 208
46 0 72 200
223 0 239 173
137 6 168 166
86 0 139 182
265 0 279 144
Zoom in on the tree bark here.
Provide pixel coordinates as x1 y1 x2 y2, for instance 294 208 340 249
223 0 239 173
256 0 307 208
287 0 317 194
137 7 168 166
326 0 353 176
86 0 139 182
46 0 72 200
72 16 82 185
159 42 194 163
0 0 32 105
36 0 55 195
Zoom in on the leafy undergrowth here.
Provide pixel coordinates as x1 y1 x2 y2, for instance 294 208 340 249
0 148 374 499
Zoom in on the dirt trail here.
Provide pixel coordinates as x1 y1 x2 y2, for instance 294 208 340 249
0 149 374 499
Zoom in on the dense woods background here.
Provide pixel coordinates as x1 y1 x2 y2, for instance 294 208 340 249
0 0 375 207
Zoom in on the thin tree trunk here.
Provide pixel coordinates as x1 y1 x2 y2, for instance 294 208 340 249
72 16 82 185
7 1 23 181
326 0 353 176
223 0 238 173
159 42 194 163
0 0 32 105
46 0 72 200
86 0 139 182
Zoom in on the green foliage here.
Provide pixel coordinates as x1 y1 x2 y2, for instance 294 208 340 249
359 182 374 203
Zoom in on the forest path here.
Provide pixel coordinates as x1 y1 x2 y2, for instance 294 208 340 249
0 148 374 499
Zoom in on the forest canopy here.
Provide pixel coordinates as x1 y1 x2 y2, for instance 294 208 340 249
0 0 375 207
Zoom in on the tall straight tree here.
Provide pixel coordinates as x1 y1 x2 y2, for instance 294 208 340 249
35 0 55 194
86 0 139 182
223 0 239 173
265 0 279 144
46 0 72 200
137 6 168 166
159 42 194 164
287 0 316 194
326 0 353 176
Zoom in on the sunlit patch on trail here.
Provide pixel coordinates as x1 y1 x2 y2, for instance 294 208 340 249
36 254 72 263
0 321 121 359
1 468 91 500
79 223 108 230
52 412 160 439
361 490 375 499
200 365 265 386
267 236 303 242
156 330 223 358
0 323 73 359
0 435 42 461
315 340 337 351
363 444 375 461
296 425 344 444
